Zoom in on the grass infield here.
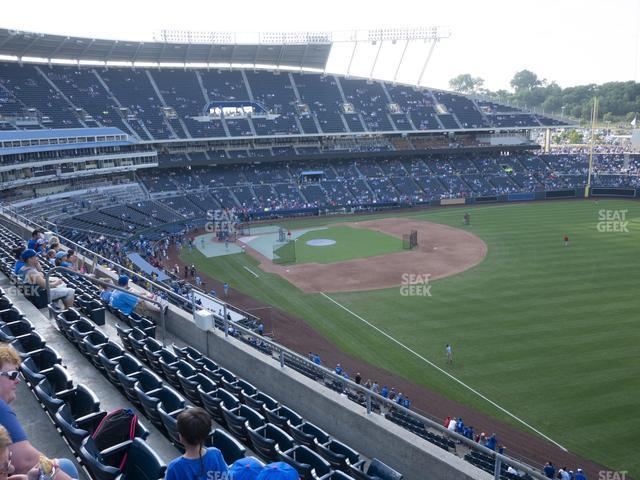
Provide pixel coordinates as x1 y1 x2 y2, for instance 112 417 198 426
289 225 403 264
181 199 640 475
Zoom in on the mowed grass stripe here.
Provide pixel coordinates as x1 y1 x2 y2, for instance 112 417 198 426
183 200 640 476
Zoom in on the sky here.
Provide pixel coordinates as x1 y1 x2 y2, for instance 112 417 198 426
1 0 639 91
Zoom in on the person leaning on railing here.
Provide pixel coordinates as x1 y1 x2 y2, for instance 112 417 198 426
108 275 165 318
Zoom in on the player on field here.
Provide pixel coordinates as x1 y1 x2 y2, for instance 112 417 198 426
446 344 453 364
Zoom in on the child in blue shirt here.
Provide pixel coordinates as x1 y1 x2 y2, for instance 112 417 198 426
165 408 228 480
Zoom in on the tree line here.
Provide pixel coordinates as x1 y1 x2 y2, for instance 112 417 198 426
448 71 639 125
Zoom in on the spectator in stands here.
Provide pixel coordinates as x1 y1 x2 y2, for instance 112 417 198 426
165 408 228 480
354 373 361 385
45 250 57 266
506 465 519 477
11 248 25 278
229 457 264 480
456 417 464 434
485 433 497 451
574 468 586 480
335 364 343 376
0 344 77 479
447 417 457 431
558 467 571 480
381 385 388 398
26 231 44 253
18 250 74 308
47 237 60 252
389 388 397 401
403 396 411 409
99 279 114 303
543 462 555 478
109 275 162 317
54 252 75 270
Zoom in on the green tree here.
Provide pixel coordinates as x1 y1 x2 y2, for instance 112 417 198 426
510 70 541 92
565 130 584 144
449 74 485 93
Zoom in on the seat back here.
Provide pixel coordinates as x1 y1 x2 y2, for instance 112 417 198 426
208 428 246 464
122 438 166 479
368 458 403 480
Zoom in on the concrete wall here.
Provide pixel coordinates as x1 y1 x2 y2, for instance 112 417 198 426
168 308 491 480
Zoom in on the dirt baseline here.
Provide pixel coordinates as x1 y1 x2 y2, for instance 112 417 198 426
242 218 487 293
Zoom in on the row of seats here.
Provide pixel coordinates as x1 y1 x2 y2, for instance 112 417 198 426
0 287 166 480
0 62 563 139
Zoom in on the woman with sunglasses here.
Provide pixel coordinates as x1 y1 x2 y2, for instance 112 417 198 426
0 345 77 479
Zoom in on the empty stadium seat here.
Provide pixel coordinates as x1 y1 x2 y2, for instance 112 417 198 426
278 444 331 480
207 428 246 464
349 458 403 480
247 423 294 463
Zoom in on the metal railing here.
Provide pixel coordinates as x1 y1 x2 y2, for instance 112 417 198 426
0 206 551 479
45 266 167 346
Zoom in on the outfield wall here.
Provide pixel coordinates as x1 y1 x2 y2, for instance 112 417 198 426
166 307 492 480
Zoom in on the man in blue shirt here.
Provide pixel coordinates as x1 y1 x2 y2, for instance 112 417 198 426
543 462 555 478
485 433 497 451
109 275 140 315
26 230 45 253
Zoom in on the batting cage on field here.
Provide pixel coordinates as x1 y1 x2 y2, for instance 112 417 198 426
402 229 418 250
273 240 296 264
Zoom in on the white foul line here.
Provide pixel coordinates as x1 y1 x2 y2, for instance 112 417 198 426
320 292 568 452
243 266 260 278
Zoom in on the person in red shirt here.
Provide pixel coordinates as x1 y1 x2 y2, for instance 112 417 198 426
564 235 569 247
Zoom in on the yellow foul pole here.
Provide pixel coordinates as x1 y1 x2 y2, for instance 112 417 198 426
585 96 598 198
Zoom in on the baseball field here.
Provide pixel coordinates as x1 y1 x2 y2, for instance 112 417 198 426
179 199 639 477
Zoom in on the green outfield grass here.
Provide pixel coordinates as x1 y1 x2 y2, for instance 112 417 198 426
180 200 640 476
288 225 402 264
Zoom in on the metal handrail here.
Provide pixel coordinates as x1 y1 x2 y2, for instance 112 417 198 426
44 266 167 346
2 207 550 479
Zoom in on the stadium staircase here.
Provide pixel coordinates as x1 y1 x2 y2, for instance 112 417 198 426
90 69 147 140
145 71 183 139
35 66 90 129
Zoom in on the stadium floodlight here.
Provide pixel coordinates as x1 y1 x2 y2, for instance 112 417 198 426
367 26 449 43
332 26 450 83
154 29 332 45
155 30 235 44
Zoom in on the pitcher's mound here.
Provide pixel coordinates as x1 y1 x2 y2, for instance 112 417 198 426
306 239 336 246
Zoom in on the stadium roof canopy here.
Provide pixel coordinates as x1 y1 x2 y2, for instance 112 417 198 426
0 28 332 69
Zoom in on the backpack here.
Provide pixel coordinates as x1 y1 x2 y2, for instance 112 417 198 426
92 408 138 470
